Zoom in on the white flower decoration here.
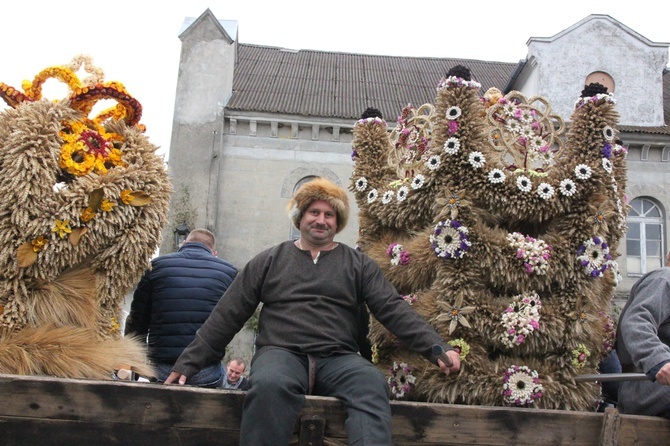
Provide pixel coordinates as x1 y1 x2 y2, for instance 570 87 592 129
411 174 425 190
53 182 68 193
519 125 534 139
444 137 461 155
381 190 395 204
502 102 517 117
602 158 613 174
355 177 368 192
488 169 506 184
528 136 545 150
397 186 409 202
426 155 441 170
537 183 554 200
518 109 535 124
516 176 532 193
602 125 615 142
506 120 522 133
367 189 378 203
559 179 577 196
503 365 543 406
445 106 462 120
574 164 592 180
468 151 486 169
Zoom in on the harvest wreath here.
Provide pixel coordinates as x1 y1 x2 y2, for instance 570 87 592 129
350 66 626 410
0 55 171 379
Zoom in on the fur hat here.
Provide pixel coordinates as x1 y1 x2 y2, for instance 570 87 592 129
287 178 349 233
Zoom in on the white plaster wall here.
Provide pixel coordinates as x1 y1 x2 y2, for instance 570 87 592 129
527 17 667 126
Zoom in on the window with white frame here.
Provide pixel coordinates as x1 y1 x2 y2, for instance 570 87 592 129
626 197 665 275
289 176 317 240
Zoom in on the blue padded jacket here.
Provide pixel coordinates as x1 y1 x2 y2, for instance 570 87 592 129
125 242 237 364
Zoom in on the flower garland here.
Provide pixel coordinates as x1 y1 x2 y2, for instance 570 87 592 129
506 232 551 275
387 243 410 266
577 236 612 277
500 292 542 348
388 361 416 399
449 338 470 361
574 92 616 108
437 76 481 90
570 344 591 369
430 219 471 259
355 116 386 127
502 365 543 406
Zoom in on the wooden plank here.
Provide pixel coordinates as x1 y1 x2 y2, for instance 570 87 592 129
390 401 605 445
599 406 621 446
299 415 326 446
618 414 670 445
1 374 669 446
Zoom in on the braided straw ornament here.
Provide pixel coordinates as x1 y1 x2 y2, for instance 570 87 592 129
351 74 626 410
0 56 171 379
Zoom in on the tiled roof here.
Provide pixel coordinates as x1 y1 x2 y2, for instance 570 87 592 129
227 44 517 122
227 44 670 136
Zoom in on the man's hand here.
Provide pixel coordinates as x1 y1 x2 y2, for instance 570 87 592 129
164 371 188 385
656 363 670 385
438 350 461 376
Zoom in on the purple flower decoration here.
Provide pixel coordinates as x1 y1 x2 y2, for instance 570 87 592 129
430 219 471 259
577 236 613 278
448 120 459 135
601 143 612 159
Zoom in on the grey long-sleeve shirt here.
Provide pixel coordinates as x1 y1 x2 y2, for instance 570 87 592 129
172 241 450 377
616 267 670 418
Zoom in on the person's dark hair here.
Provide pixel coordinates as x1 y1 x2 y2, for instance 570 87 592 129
185 228 216 251
580 82 608 98
446 65 471 81
361 107 383 120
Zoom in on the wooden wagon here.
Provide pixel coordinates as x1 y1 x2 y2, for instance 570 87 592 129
1 373 669 445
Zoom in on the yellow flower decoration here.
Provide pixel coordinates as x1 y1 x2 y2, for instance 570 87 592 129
81 207 96 222
59 119 125 177
449 338 471 361
371 344 379 364
31 235 48 253
120 189 134 205
52 219 72 238
110 316 120 333
100 200 115 212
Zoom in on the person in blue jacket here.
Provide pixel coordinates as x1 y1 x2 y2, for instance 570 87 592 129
125 228 237 387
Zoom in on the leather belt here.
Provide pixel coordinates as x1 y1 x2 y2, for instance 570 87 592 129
307 354 316 395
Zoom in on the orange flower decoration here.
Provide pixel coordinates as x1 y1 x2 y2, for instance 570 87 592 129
81 207 96 222
31 235 48 253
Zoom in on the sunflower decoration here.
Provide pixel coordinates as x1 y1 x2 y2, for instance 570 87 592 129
59 119 125 176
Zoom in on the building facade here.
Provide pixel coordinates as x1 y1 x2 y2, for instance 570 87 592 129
164 10 670 305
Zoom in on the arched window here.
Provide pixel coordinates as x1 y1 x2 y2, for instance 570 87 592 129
626 197 665 275
585 71 615 93
289 176 317 240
